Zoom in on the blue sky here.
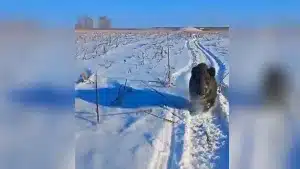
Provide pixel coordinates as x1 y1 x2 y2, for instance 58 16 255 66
0 0 299 28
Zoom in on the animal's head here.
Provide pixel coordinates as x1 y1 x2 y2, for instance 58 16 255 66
191 63 212 96
191 63 208 78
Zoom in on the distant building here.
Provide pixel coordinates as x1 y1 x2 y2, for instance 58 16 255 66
98 16 111 29
76 16 94 29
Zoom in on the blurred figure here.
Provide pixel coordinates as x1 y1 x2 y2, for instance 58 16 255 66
230 27 299 169
262 64 290 107
0 22 75 169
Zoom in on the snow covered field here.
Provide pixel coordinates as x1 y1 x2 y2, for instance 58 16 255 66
75 31 229 169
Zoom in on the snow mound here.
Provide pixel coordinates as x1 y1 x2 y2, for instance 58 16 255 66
181 27 202 32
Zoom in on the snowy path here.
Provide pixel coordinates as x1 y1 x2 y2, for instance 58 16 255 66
148 39 197 169
195 39 229 122
166 38 228 169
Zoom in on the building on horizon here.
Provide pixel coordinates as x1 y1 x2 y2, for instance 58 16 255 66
98 16 111 29
75 16 94 29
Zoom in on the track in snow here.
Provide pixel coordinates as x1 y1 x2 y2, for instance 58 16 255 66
166 38 229 169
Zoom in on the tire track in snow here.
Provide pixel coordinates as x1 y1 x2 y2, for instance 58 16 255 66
147 40 194 169
195 40 229 123
147 109 173 169
195 40 227 86
177 39 215 169
177 39 206 169
164 39 196 169
149 37 229 169
191 39 229 169
166 38 205 169
172 38 228 169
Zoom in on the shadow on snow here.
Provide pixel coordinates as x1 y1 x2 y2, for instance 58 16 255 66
76 82 190 110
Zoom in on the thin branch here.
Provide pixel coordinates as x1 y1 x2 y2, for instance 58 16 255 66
144 111 177 124
100 109 152 117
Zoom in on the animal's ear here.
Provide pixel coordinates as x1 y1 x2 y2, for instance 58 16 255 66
207 67 216 77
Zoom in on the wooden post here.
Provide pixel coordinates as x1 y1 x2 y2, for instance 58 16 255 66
95 72 100 123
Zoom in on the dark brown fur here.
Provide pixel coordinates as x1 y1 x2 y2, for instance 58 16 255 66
189 63 218 112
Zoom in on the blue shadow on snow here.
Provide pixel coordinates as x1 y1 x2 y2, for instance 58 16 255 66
8 84 75 109
76 82 189 110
